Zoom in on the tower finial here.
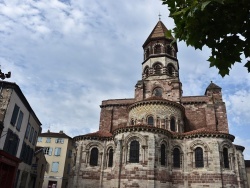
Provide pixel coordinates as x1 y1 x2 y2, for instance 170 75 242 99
158 12 161 21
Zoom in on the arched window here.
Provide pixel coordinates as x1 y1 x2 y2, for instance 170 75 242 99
145 48 150 59
167 65 175 76
223 148 229 168
144 67 149 77
147 116 154 126
167 45 172 55
131 119 135 126
195 147 204 168
154 44 161 54
90 148 98 166
108 148 113 167
161 144 166 166
154 63 162 75
173 148 180 168
153 87 163 97
170 117 175 132
129 140 139 163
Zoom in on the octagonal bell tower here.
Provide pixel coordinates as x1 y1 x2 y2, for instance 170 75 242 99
135 21 182 102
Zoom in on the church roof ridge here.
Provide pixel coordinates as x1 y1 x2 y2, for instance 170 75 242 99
143 20 173 47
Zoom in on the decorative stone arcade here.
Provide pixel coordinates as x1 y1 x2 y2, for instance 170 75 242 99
69 21 248 188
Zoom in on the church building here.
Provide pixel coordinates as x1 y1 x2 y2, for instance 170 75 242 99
70 21 248 188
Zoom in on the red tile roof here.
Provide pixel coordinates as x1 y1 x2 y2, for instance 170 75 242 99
84 131 113 138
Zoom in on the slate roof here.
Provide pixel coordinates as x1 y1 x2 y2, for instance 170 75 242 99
143 21 173 47
40 131 72 139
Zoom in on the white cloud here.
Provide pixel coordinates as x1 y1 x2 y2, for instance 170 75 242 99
0 0 249 159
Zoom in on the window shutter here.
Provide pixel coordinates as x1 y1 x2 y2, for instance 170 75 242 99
16 111 23 131
10 105 20 125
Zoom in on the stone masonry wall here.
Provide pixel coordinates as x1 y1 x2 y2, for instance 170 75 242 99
71 131 248 188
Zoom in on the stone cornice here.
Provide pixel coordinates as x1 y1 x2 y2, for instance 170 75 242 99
73 126 235 142
73 135 113 141
113 125 235 141
100 103 131 108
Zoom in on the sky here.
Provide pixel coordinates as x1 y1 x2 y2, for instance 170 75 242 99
0 0 250 159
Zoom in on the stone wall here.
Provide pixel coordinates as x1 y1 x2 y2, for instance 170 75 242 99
70 131 247 188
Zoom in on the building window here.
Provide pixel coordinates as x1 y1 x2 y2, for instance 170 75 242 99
25 124 31 139
145 48 150 59
108 148 113 167
3 129 19 156
32 131 37 145
46 138 51 143
161 144 166 166
37 137 42 142
195 147 204 168
44 147 53 156
130 119 135 126
167 64 175 76
223 148 229 168
154 63 162 75
10 104 20 125
55 138 64 143
54 148 61 156
167 45 173 55
173 148 180 168
51 162 59 172
16 111 23 131
90 148 98 166
29 127 34 142
147 116 154 126
154 44 161 54
153 87 163 97
129 140 139 163
144 66 149 77
170 117 175 132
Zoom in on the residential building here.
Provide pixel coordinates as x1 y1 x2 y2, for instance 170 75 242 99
31 147 47 188
36 130 74 188
70 20 248 187
0 81 42 188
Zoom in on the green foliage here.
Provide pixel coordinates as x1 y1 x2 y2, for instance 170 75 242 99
161 0 250 76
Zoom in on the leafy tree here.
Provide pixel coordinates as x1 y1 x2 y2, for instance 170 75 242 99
162 0 250 76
